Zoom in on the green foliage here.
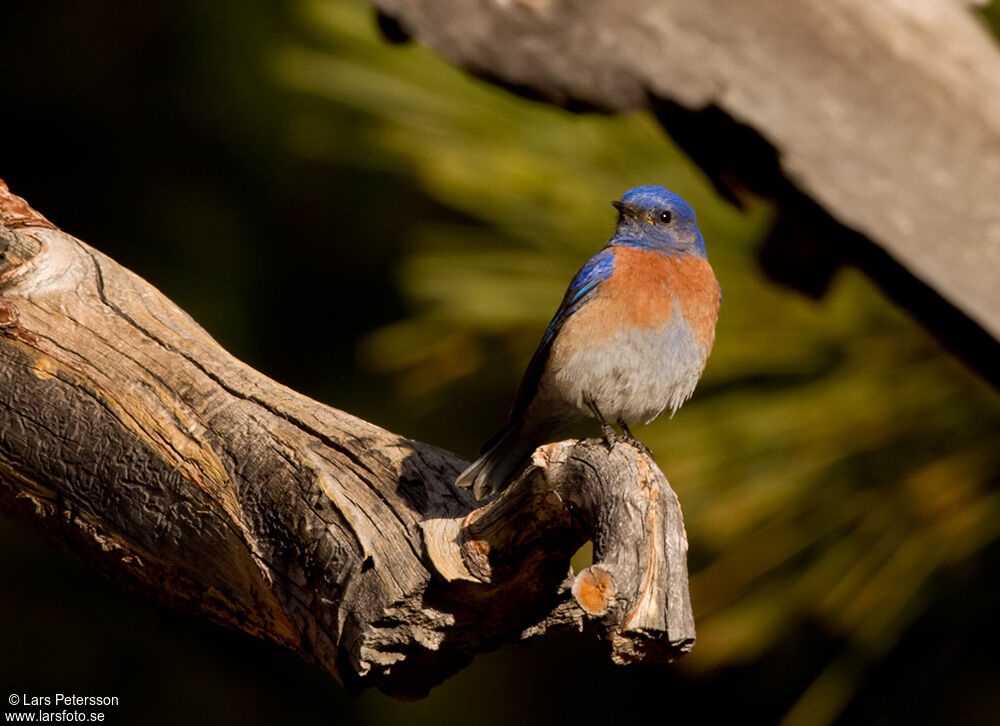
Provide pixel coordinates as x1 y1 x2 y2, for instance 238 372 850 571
984 1 1000 37
274 1 1000 723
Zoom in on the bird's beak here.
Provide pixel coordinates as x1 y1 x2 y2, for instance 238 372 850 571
612 201 635 221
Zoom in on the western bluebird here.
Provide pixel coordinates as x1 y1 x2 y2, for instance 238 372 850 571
456 185 721 500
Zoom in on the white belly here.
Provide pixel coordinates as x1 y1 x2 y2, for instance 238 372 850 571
550 314 708 424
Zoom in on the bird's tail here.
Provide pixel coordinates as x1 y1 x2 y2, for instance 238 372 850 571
455 424 537 500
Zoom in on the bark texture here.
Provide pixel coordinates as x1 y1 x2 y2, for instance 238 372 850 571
371 0 1000 376
0 180 694 698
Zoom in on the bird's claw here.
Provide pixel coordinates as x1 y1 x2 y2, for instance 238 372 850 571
618 420 653 458
588 398 654 457
600 425 623 451
625 436 653 458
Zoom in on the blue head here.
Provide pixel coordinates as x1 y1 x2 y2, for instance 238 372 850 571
610 185 707 258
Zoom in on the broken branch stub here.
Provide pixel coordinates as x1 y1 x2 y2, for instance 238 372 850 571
422 441 696 664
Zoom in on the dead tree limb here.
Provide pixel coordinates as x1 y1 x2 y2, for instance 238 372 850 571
0 180 694 698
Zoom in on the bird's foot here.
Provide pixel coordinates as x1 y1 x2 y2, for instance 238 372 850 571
586 395 622 452
618 420 653 458
599 420 622 451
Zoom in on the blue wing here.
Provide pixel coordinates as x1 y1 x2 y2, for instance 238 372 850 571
480 247 615 453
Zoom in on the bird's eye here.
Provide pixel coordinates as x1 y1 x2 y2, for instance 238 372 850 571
658 210 672 223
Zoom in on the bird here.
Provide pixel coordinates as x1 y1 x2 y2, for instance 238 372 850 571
455 185 721 500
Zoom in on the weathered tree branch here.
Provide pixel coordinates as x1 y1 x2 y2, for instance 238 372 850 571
0 180 694 698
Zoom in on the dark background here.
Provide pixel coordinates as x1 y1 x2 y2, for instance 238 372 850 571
3 1 1000 724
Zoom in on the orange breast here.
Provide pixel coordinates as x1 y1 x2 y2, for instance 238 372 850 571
547 246 721 375
587 247 718 340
